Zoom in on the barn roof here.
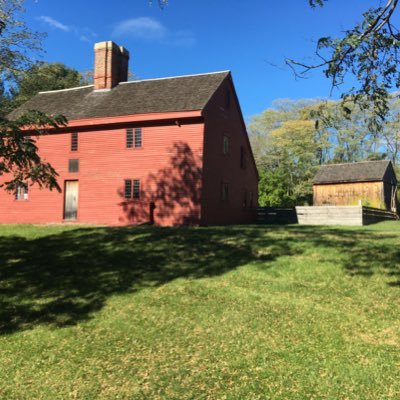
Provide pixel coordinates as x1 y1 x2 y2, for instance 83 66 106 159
8 71 230 121
313 160 396 184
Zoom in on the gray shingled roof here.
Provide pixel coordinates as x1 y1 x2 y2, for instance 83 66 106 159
8 71 230 121
313 160 395 184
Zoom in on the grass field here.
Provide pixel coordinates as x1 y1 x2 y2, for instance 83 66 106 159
0 222 399 399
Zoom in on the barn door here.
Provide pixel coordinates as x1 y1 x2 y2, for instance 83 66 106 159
64 181 79 220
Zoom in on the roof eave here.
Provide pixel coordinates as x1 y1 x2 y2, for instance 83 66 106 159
21 110 204 132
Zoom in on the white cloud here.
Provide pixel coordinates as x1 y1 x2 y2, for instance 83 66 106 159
112 17 166 40
112 17 196 47
36 16 97 44
37 16 70 32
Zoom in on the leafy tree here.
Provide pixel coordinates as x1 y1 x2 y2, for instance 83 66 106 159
381 96 400 165
250 100 326 206
0 82 12 118
0 0 43 85
0 111 67 192
311 101 380 163
261 119 320 206
288 0 400 130
258 167 297 207
0 0 67 193
249 99 321 164
10 62 81 108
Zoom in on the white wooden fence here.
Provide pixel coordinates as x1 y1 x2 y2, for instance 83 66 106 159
296 206 398 226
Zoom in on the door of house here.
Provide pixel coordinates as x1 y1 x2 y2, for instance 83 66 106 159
64 181 79 220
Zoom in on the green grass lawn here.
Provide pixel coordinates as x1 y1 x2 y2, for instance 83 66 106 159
0 222 399 399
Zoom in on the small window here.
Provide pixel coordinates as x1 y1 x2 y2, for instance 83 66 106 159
133 179 140 199
221 182 230 202
127 128 142 148
223 135 230 155
15 183 28 201
124 179 132 199
71 132 78 152
126 129 133 148
68 159 79 173
135 128 142 148
240 146 247 169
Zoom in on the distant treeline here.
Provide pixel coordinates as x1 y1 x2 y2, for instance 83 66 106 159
248 98 400 206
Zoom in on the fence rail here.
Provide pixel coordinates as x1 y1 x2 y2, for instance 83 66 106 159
296 206 363 226
362 206 399 224
257 206 399 226
256 207 298 224
296 205 398 226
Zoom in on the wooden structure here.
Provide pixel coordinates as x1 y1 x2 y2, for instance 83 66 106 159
313 160 398 212
296 205 398 226
1 41 258 226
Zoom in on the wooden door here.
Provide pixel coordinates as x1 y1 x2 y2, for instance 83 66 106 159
64 181 79 220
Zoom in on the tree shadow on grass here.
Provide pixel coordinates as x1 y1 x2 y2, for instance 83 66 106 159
0 226 301 334
332 231 400 285
277 225 400 285
0 224 399 334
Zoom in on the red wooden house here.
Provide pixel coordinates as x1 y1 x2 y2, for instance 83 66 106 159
2 41 258 226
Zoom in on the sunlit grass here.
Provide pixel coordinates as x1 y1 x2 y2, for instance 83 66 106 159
0 222 399 399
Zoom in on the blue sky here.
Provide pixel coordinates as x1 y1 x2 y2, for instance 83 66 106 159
24 0 380 119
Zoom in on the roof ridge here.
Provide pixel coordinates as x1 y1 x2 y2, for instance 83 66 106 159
36 71 230 95
39 85 94 94
118 70 231 85
321 160 390 167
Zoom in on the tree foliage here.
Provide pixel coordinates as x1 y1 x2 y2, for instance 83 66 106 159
288 0 400 130
0 0 43 84
250 101 323 206
0 110 67 192
0 0 70 193
10 62 81 108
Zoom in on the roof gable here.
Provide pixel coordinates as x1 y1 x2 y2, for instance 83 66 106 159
9 71 230 121
313 160 397 184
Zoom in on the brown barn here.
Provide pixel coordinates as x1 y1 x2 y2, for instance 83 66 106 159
313 160 398 212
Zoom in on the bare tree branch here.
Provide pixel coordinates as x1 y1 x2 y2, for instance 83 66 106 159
287 0 400 129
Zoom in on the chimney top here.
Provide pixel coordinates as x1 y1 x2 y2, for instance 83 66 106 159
94 41 129 57
93 41 130 90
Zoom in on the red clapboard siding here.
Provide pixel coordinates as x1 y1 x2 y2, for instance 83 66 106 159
201 76 259 225
0 119 204 226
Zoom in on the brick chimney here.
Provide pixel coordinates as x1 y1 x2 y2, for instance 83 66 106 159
94 41 129 90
